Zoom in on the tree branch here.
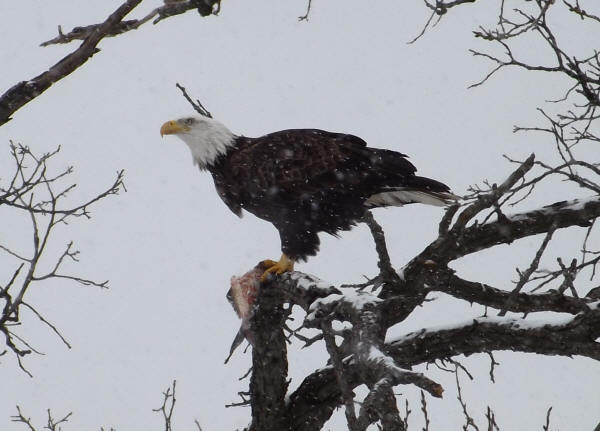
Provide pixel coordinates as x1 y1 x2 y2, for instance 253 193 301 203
0 0 144 126
431 271 594 315
278 271 600 428
415 196 600 266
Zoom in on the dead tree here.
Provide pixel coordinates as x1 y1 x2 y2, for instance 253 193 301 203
241 183 600 429
231 1 600 430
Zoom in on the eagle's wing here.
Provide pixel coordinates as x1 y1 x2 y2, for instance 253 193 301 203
226 129 417 197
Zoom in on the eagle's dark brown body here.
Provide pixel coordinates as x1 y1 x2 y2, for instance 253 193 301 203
207 129 451 261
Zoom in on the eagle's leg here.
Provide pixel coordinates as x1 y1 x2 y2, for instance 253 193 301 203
260 254 295 281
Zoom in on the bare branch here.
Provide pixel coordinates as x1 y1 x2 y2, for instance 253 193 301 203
0 145 122 369
152 380 177 431
39 1 222 47
175 83 213 118
420 390 430 431
499 227 555 316
11 406 37 431
542 407 553 431
0 0 144 125
564 1 600 23
453 154 535 231
10 406 71 431
45 409 73 431
298 0 314 21
455 365 480 431
20 302 71 349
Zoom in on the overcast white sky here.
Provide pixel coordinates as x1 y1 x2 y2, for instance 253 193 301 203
1 1 599 430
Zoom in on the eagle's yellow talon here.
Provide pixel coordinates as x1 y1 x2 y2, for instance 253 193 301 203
260 259 278 268
260 254 295 281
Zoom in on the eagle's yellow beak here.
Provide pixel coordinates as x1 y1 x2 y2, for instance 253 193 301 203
160 120 187 137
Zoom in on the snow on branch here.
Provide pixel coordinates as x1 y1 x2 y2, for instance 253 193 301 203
446 196 599 260
410 190 600 270
229 266 444 430
364 345 444 397
386 308 600 364
248 187 600 428
285 302 600 429
235 148 600 428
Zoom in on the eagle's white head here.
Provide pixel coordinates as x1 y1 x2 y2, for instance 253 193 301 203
160 115 236 169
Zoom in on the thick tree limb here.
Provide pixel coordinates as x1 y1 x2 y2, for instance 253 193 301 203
271 266 600 429
286 305 600 429
249 273 442 430
414 196 600 266
431 272 595 315
247 282 289 431
321 320 360 431
386 308 600 364
351 294 441 430
250 1 600 428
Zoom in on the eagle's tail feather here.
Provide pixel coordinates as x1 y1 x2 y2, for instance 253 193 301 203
365 189 457 208
364 174 458 208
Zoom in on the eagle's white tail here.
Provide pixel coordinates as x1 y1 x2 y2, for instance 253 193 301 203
365 189 458 208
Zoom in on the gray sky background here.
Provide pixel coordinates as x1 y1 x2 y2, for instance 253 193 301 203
1 1 599 430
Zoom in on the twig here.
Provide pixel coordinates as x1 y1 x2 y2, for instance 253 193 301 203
175 83 212 117
298 0 313 21
11 406 37 431
45 409 73 431
452 154 535 231
485 406 500 431
39 1 221 47
455 365 480 431
487 352 499 383
499 227 555 316
153 380 177 431
420 390 430 431
1 144 122 370
542 407 553 431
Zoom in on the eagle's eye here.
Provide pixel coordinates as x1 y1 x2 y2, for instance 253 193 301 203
184 118 195 126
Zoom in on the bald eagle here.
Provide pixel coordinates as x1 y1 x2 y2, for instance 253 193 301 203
160 115 455 279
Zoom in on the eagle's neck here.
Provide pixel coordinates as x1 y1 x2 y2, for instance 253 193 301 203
182 121 237 170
